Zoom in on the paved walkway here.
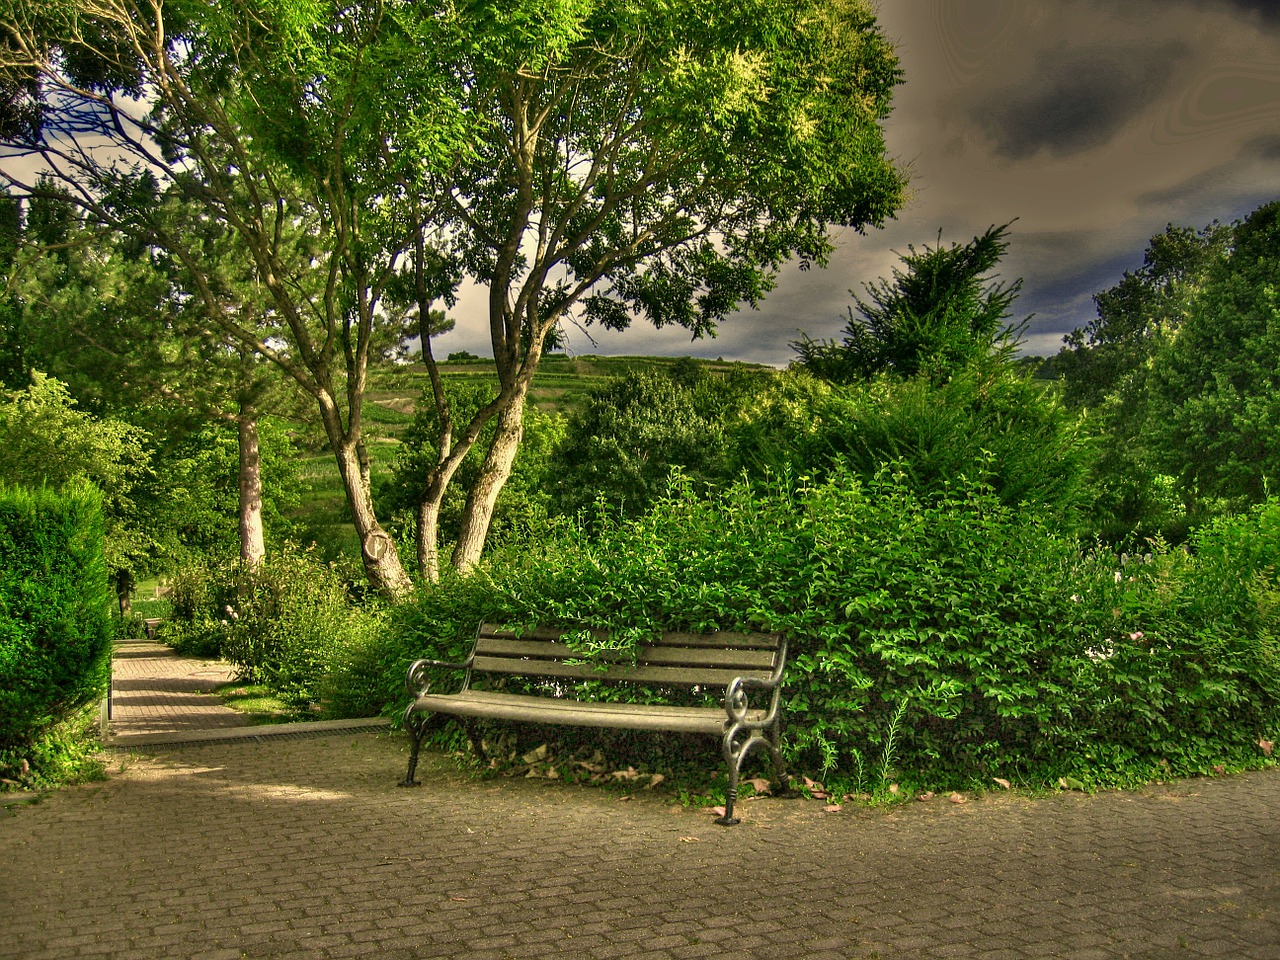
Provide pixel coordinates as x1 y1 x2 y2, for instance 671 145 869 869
104 638 386 748
107 638 249 741
1 646 1278 959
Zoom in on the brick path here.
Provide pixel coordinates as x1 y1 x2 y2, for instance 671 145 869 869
1 645 1279 959
107 638 248 741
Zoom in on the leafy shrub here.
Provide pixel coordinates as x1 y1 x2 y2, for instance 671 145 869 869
0 483 112 786
548 361 770 519
732 366 1091 528
161 546 383 708
375 470 1280 791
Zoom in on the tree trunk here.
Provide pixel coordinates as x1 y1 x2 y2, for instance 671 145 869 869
417 496 442 583
315 394 413 599
115 567 134 618
237 407 266 567
452 393 526 571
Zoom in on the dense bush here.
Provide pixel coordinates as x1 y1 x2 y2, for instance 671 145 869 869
730 367 1091 528
160 546 383 708
368 468 1280 791
548 360 771 519
0 483 112 786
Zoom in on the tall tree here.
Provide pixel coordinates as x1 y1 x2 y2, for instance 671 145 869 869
0 0 907 586
1055 220 1231 409
403 0 907 574
1144 200 1280 509
0 188 22 386
10 184 304 566
0 0 478 595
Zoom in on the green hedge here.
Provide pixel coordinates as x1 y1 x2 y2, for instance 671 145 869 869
0 483 112 755
365 468 1280 792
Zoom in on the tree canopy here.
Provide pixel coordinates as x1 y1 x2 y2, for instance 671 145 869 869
793 223 1024 382
0 0 908 589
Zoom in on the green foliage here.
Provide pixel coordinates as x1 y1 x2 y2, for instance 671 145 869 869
1056 219 1231 410
0 708 107 791
549 360 772 518
161 546 383 707
141 416 302 567
0 484 112 761
371 469 1280 791
1059 200 1280 544
383 379 565 557
0 372 151 579
730 366 1091 525
794 223 1025 382
1143 201 1280 511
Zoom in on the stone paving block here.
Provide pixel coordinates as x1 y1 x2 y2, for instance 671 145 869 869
5 645 1280 960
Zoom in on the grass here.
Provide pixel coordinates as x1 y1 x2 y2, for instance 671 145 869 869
215 682 315 725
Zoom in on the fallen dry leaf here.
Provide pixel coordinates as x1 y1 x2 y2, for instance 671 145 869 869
948 792 967 804
710 805 726 818
993 777 1011 790
1213 765 1226 776
449 897 468 902
611 767 641 781
520 744 548 764
746 777 772 795
1260 739 1274 757
888 783 900 796
644 774 665 790
679 836 702 843
916 791 935 802
823 804 843 813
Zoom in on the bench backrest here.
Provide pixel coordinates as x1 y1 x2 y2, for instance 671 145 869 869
470 623 784 688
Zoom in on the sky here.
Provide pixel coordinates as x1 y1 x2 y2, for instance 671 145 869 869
433 0 1280 366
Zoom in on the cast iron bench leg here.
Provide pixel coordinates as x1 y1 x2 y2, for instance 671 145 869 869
400 710 431 787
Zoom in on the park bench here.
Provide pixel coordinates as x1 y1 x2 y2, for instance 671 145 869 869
400 622 792 825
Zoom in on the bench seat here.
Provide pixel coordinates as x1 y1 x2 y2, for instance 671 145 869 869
400 622 792 825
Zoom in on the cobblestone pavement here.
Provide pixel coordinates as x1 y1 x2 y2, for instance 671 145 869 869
1 646 1278 960
107 638 248 741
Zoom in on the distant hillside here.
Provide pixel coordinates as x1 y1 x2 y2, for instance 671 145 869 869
365 353 774 429
293 354 773 561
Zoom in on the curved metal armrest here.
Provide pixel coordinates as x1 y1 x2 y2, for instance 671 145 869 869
404 654 474 698
722 637 788 724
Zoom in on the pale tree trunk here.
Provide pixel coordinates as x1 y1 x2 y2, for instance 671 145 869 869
452 391 527 571
416 444 479 581
417 496 442 582
317 395 414 599
237 407 266 567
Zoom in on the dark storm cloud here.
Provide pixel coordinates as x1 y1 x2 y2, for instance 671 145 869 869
1215 0 1280 27
1253 136 1280 160
971 39 1191 159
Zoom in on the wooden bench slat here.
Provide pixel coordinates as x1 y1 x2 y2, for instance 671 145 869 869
473 637 779 671
470 655 769 687
413 690 761 734
479 624 780 650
